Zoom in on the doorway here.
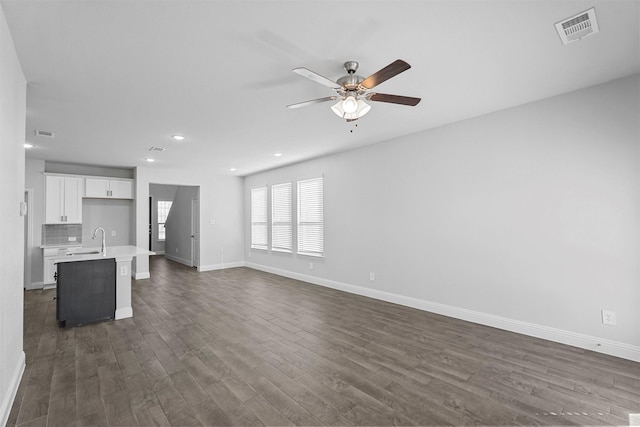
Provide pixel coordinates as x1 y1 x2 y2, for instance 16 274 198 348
149 184 200 269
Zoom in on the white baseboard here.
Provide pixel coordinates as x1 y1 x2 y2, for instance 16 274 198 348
164 254 193 267
246 262 640 363
25 281 43 291
0 351 25 427
115 307 133 320
134 272 150 280
199 261 246 272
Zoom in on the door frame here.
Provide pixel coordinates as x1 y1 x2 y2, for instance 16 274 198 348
24 188 34 289
190 198 200 268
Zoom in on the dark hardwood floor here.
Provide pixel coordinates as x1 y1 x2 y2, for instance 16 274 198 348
8 256 640 426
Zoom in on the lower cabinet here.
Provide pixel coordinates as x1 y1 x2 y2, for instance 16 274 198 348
56 258 116 327
43 256 57 286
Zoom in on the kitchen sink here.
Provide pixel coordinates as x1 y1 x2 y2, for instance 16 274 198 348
65 249 101 256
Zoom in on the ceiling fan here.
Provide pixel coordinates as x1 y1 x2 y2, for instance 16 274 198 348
286 59 421 122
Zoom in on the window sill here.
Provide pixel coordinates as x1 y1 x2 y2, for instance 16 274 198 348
272 248 292 254
297 252 324 258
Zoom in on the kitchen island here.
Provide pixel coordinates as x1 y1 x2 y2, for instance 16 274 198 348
53 245 154 323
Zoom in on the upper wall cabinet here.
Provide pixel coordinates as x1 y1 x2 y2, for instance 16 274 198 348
85 178 134 199
45 175 84 224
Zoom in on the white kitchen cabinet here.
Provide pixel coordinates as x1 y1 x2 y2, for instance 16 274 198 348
43 256 57 286
45 175 83 224
85 178 133 199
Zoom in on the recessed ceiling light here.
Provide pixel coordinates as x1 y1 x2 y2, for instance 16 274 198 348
145 158 156 162
171 135 186 141
24 143 34 149
229 168 237 172
274 153 283 157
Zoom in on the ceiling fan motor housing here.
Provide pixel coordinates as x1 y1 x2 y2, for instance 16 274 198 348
338 61 365 91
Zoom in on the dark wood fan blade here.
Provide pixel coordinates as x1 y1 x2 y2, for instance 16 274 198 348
293 67 341 89
286 96 337 109
360 59 411 89
368 93 421 106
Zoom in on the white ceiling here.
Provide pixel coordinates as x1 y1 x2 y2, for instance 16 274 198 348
2 0 639 176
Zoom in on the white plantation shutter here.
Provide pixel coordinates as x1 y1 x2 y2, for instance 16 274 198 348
297 177 324 256
271 183 292 252
251 186 268 249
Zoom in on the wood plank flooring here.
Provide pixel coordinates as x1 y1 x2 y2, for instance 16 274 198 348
8 256 640 426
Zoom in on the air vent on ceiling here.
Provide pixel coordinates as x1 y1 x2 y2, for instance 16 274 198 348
35 130 55 138
148 146 165 152
555 8 599 45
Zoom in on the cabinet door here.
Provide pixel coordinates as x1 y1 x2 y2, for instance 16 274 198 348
85 178 110 198
43 257 57 285
45 175 65 224
64 177 83 223
109 180 133 199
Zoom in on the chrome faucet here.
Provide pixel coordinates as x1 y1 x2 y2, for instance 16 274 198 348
92 227 106 256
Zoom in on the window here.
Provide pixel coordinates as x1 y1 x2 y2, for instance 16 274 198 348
271 182 292 252
251 186 268 249
297 177 323 256
157 200 172 241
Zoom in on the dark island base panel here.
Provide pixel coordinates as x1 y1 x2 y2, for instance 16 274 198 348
59 315 114 328
56 258 116 328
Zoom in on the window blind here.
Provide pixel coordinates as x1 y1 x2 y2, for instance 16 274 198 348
251 186 268 249
297 177 323 256
271 182 292 252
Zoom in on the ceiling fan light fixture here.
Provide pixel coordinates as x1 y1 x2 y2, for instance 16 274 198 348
356 99 371 118
342 95 358 113
331 97 371 120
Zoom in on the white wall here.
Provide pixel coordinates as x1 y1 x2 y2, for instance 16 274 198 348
25 158 45 285
0 3 26 425
244 75 640 361
134 167 244 278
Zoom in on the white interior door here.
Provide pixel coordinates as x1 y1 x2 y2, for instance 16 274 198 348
191 199 200 268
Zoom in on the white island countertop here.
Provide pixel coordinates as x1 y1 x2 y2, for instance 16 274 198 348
53 245 155 263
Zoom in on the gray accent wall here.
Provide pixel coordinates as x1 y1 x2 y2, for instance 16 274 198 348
244 75 640 359
82 199 134 248
164 186 198 265
149 184 178 254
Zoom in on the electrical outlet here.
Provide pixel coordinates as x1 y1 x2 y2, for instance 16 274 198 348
369 272 375 281
309 262 313 270
602 310 616 325
111 230 116 237
120 265 128 276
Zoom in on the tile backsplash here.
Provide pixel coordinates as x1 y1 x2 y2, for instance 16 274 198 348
42 224 83 246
